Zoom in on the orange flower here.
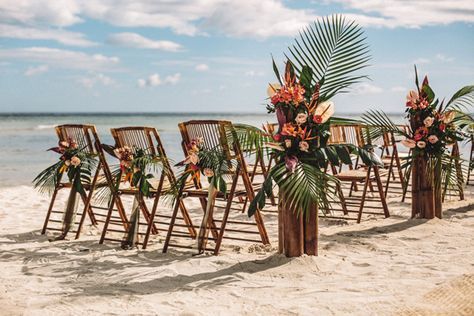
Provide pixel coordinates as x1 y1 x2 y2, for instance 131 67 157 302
281 123 298 137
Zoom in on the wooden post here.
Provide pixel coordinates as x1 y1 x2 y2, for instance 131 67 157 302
412 156 436 219
278 193 318 257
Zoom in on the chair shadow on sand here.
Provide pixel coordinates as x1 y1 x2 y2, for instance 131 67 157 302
0 228 290 297
320 202 474 244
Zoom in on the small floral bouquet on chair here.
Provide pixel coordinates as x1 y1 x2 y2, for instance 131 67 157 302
33 137 97 239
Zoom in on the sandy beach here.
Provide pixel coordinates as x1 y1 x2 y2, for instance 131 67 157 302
1 184 473 316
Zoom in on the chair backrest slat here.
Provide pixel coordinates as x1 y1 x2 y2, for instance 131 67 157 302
55 124 98 154
111 127 160 156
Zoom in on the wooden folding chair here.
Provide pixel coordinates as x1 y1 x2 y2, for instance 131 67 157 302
41 124 116 239
467 134 474 185
99 127 196 249
163 120 270 255
442 141 465 201
326 124 390 222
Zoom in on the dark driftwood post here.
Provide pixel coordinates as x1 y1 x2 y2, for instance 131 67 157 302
278 194 318 257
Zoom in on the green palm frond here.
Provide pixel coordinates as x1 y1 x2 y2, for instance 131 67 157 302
287 14 371 101
249 161 340 218
232 123 270 154
445 85 474 111
361 109 410 141
33 160 63 195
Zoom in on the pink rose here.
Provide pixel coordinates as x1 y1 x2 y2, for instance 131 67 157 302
203 168 214 177
417 141 426 149
428 135 439 144
295 113 308 125
70 156 81 167
423 116 434 127
299 141 309 152
285 139 292 148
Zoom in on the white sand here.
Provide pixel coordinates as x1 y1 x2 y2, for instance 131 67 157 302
0 185 473 315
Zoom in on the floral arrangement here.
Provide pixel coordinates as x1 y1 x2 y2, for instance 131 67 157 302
400 75 460 156
247 59 377 218
264 61 335 173
34 137 96 196
33 137 97 239
175 137 230 194
363 67 473 218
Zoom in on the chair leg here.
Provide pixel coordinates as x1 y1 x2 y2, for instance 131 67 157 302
142 189 163 249
179 201 196 239
336 181 348 215
214 172 239 255
41 187 60 235
163 184 185 253
374 167 390 218
357 167 371 223
402 165 411 202
99 194 118 244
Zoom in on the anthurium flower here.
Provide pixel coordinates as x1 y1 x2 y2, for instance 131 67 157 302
285 155 298 173
423 116 434 127
428 135 439 144
406 90 418 108
184 152 199 165
401 139 416 148
313 101 334 123
267 83 281 97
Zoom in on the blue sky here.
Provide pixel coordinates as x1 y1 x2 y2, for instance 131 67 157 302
0 0 473 113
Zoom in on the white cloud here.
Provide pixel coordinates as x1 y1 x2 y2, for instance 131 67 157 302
0 0 316 38
351 83 383 95
78 73 114 88
413 58 431 65
195 63 209 72
138 73 181 87
435 54 454 62
330 0 474 28
107 32 182 51
24 64 49 76
0 47 119 71
390 86 406 92
245 70 265 77
0 23 96 47
0 0 82 27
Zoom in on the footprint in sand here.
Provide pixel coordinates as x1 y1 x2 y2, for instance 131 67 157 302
352 262 370 267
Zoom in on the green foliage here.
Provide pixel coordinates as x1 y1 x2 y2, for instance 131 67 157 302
287 14 370 101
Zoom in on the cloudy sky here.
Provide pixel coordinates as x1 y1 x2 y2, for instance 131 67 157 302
0 0 473 113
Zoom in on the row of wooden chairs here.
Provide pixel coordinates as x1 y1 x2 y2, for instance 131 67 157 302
41 121 468 253
41 122 269 255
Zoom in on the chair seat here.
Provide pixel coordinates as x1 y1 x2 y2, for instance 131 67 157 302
336 168 387 181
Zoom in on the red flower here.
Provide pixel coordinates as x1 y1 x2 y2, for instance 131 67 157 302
273 133 281 142
313 115 323 124
439 123 446 132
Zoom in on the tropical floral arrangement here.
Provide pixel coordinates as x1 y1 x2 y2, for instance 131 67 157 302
245 15 380 218
100 144 170 248
400 74 461 157
33 137 97 239
173 137 232 194
363 67 473 217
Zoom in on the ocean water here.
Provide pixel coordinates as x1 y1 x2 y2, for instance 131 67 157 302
5 111 467 188
0 113 278 187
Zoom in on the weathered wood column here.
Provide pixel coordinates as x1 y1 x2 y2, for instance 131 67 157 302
278 193 318 257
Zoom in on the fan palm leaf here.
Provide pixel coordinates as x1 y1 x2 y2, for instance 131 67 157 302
287 14 371 101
